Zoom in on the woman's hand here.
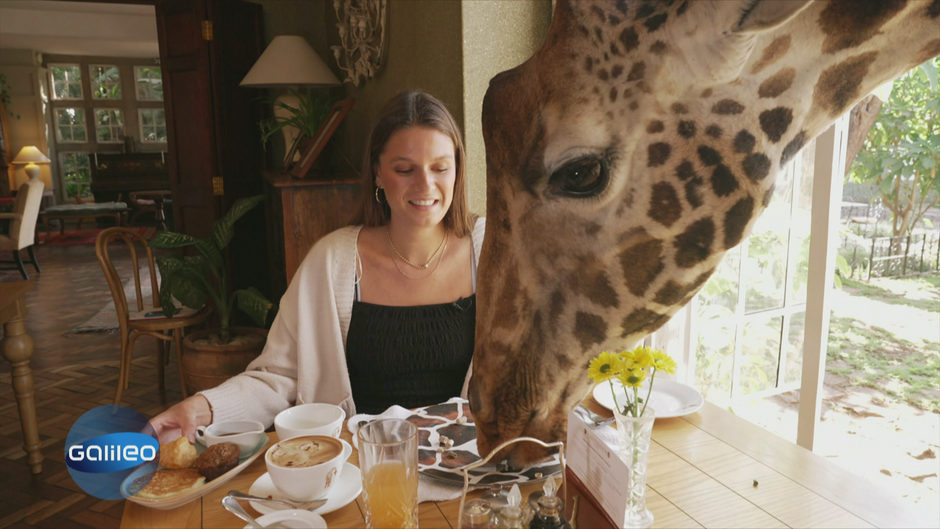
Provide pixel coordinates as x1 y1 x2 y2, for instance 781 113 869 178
150 395 213 444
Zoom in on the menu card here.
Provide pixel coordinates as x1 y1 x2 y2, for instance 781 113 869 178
566 409 628 528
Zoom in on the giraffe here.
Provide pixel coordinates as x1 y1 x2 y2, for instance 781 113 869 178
468 0 940 467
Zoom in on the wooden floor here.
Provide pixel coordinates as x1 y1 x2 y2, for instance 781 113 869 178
0 242 181 529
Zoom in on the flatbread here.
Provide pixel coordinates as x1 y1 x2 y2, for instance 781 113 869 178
134 469 206 499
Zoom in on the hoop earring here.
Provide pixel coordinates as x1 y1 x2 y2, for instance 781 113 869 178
375 187 385 203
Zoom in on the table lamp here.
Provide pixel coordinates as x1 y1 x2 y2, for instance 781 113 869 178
240 36 341 166
12 146 51 186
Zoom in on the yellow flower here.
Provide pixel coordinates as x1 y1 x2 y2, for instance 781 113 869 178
632 346 655 370
588 351 622 384
652 349 677 374
617 367 646 388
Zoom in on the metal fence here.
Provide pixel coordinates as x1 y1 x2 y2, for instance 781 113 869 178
855 233 940 280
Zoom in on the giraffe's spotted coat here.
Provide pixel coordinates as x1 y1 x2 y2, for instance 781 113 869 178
759 107 794 143
472 0 940 466
750 35 792 74
758 68 796 98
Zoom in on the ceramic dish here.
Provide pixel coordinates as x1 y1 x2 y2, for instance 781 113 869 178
243 510 327 529
122 433 270 510
592 379 704 418
388 400 561 487
248 462 361 516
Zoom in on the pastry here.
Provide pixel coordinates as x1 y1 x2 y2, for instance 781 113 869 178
159 436 197 469
134 469 206 499
193 442 240 480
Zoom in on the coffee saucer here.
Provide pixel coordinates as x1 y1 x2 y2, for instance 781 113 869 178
244 510 326 529
248 462 361 516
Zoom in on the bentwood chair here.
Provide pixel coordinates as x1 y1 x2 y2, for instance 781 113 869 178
96 227 211 404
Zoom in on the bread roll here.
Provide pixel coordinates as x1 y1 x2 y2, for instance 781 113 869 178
159 436 197 469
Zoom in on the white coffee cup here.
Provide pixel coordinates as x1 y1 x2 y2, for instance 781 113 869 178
265 435 352 501
275 403 345 441
195 420 265 454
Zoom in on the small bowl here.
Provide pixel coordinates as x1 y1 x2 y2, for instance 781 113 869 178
243 509 327 529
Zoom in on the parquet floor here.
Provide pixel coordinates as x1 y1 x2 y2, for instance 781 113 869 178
0 242 182 529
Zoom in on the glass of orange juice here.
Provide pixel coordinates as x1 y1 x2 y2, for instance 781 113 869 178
357 419 419 529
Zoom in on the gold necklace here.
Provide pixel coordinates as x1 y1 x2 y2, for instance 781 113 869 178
386 225 448 269
390 234 447 280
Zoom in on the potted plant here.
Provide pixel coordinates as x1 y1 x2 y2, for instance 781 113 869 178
258 88 336 167
149 194 275 392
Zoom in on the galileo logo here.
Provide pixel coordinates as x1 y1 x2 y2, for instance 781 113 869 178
65 405 159 500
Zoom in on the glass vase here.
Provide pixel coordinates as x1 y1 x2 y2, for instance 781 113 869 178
612 405 656 529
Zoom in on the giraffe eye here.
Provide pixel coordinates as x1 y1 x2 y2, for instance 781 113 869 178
549 155 609 198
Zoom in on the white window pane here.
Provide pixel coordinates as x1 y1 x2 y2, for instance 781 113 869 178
695 319 735 401
739 317 783 396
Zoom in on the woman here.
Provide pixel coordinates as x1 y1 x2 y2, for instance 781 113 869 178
151 91 485 442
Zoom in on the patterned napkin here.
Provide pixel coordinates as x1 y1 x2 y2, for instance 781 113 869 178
348 397 465 503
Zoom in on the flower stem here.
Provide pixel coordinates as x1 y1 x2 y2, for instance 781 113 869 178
609 380 623 416
641 368 656 417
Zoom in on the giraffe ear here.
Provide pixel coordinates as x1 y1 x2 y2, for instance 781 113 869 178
731 0 813 34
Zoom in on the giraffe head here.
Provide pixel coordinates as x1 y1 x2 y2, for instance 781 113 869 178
469 0 940 466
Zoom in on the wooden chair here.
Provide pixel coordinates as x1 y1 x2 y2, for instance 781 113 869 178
96 227 211 404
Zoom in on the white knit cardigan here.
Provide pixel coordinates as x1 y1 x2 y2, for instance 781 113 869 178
201 218 486 427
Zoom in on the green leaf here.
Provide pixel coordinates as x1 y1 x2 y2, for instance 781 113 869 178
235 287 274 327
195 238 224 270
156 254 207 312
149 231 197 250
920 59 938 92
836 254 851 277
210 195 264 250
158 271 178 318
922 157 936 169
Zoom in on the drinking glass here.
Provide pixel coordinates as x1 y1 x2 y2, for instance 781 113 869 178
358 419 419 529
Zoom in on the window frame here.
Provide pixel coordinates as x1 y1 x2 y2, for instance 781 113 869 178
58 151 93 200
55 108 88 144
49 63 84 101
138 108 167 144
134 66 164 102
89 64 123 101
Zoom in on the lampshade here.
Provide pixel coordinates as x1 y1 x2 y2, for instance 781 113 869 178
12 146 51 165
240 36 341 87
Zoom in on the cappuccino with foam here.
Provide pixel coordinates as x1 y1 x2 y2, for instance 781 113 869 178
268 435 343 468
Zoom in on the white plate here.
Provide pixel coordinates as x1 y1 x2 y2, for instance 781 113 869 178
592 379 704 418
122 433 271 510
244 510 327 529
248 462 362 516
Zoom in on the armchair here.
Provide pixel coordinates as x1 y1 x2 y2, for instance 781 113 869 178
0 178 44 279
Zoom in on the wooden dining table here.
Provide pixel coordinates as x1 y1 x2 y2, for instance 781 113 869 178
120 400 936 528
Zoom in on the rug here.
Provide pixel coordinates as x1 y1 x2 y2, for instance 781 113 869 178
68 268 155 334
40 227 157 246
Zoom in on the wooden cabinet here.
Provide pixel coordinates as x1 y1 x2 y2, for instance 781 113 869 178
89 152 169 204
263 171 361 301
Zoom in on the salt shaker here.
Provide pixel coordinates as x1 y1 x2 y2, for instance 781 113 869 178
462 499 497 529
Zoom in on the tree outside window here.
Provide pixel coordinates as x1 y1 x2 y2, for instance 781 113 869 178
90 65 122 100
139 109 167 142
50 65 83 100
61 152 92 199
135 66 163 101
95 109 124 143
56 108 87 143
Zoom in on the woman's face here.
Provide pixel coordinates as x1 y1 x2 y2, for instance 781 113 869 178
376 126 457 229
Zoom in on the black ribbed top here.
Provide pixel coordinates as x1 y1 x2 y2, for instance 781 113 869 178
346 295 475 414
